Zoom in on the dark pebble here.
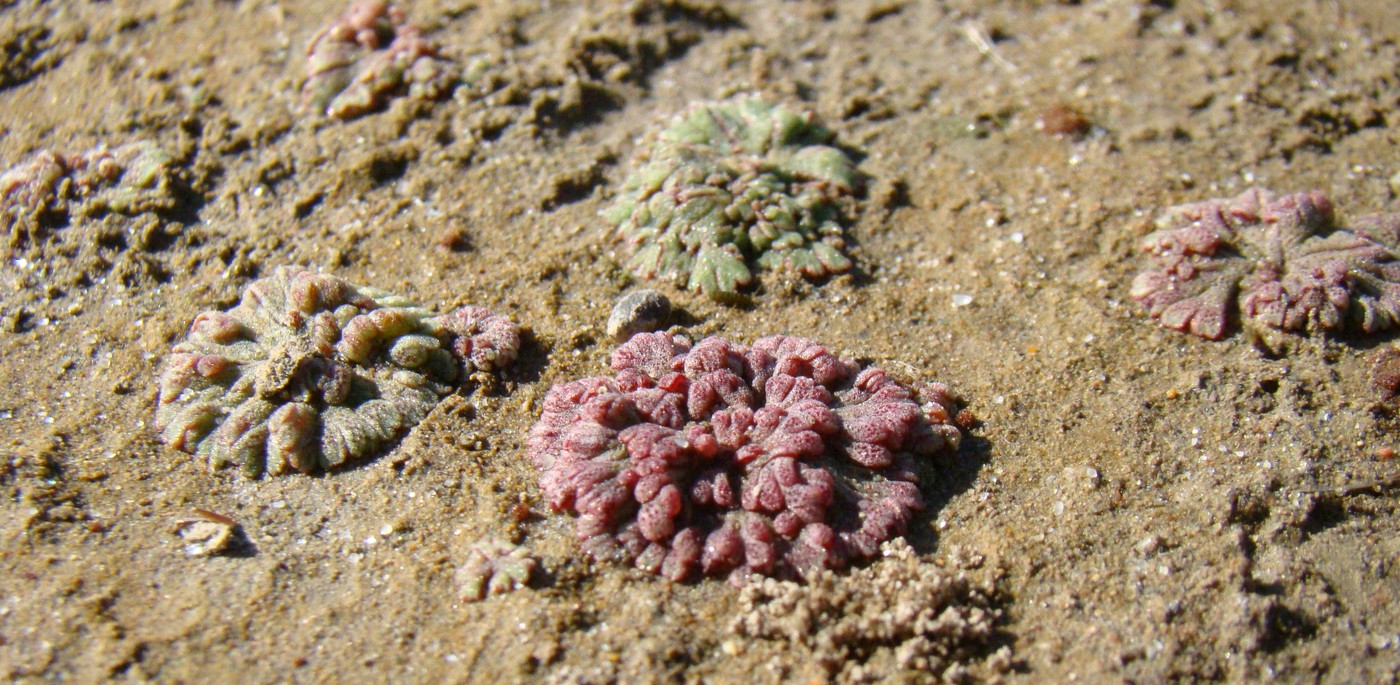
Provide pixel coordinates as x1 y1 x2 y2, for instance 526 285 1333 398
607 289 671 341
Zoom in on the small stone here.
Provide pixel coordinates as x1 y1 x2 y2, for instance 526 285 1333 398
1375 346 1400 404
606 289 671 342
1135 535 1163 556
175 519 235 557
1035 104 1091 138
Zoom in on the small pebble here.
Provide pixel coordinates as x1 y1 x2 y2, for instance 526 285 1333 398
175 519 235 557
606 289 671 342
1035 104 1091 138
1135 535 1163 556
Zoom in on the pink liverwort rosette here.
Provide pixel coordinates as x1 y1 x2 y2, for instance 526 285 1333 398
526 332 962 582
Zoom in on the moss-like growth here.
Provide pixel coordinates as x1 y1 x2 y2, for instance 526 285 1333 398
302 1 456 119
526 332 963 582
609 97 859 299
155 267 519 477
1131 188 1400 340
2 141 180 252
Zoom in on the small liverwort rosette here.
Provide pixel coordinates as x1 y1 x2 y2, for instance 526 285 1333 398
155 266 519 477
527 332 963 582
302 0 457 119
1131 187 1400 339
3 140 179 250
609 96 860 299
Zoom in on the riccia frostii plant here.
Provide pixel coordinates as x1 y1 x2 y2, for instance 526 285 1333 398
608 96 860 299
455 538 538 602
526 332 963 582
156 267 519 477
2 140 179 252
302 0 456 119
1131 187 1400 340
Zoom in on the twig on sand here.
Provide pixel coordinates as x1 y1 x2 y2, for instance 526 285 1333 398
961 21 1018 74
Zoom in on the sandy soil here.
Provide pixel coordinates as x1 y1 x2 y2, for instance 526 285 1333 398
1 0 1398 682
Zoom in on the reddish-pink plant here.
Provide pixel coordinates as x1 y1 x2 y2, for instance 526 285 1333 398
527 333 963 582
1131 188 1400 339
302 1 455 119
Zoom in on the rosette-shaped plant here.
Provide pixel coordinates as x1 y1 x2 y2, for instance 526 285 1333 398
2 140 179 251
455 538 538 602
526 332 962 582
302 0 456 119
608 97 860 299
1131 188 1400 339
155 267 519 477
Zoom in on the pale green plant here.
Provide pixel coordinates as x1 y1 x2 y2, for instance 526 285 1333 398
609 97 859 299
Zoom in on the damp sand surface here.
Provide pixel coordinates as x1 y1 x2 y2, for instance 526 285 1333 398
1 1 1399 682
